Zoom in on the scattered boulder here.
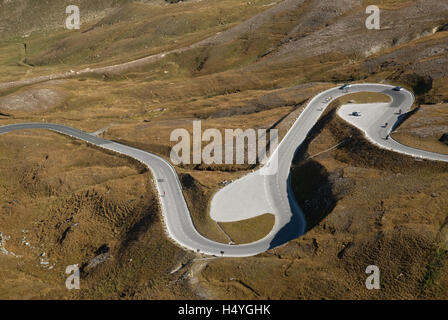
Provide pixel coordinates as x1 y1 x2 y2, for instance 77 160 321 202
86 252 110 271
85 244 111 271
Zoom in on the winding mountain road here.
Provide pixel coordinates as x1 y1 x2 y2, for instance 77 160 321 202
1 83 447 257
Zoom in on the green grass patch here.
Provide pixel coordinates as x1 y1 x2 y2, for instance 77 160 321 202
219 214 275 245
421 247 448 291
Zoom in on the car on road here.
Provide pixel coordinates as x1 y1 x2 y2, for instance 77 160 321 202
351 111 361 116
392 86 403 91
340 84 352 90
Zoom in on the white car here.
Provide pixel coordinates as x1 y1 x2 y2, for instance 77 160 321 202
340 84 352 90
392 86 403 91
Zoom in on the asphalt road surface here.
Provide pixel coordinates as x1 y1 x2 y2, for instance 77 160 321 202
1 84 447 257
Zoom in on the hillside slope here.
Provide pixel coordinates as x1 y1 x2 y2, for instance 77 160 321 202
0 0 447 300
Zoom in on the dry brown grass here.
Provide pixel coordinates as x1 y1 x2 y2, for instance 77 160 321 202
0 130 195 299
363 0 417 10
197 113 448 299
219 214 275 245
393 103 448 155
1 0 448 300
335 91 391 105
0 0 279 84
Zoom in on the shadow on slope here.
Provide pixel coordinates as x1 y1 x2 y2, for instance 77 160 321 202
268 108 346 249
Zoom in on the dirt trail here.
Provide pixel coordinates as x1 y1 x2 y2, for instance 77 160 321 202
2 0 445 93
0 0 300 92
